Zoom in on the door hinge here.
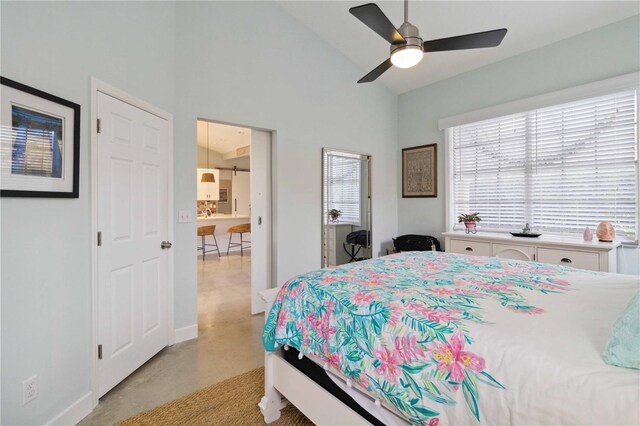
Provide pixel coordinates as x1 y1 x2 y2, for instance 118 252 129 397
97 231 102 246
98 344 103 360
97 118 102 134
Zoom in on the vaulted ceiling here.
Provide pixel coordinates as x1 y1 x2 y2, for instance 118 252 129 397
279 1 639 94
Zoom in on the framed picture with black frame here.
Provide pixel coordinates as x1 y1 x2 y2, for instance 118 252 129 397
0 77 80 198
402 143 437 198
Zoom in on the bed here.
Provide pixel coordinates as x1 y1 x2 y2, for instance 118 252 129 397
259 251 639 425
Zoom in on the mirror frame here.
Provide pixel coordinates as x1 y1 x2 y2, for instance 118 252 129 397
321 148 373 268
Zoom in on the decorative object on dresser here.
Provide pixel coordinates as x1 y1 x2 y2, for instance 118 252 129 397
596 221 616 242
458 212 481 234
328 208 342 223
402 143 437 197
1 77 80 198
510 222 542 238
443 231 620 272
583 226 593 241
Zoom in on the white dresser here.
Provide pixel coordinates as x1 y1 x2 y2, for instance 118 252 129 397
443 231 620 273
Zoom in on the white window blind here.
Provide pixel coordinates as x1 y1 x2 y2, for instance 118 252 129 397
451 89 638 241
324 150 361 225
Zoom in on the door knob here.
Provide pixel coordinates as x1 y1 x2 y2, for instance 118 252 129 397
161 241 173 249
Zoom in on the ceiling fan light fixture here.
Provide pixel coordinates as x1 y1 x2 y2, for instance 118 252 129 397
390 45 423 69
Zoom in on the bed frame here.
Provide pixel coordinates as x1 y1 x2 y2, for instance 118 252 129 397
258 288 372 425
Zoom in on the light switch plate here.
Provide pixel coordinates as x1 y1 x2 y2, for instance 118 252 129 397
178 210 192 223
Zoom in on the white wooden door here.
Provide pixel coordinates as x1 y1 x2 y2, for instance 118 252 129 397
232 170 251 216
97 92 170 397
250 130 271 314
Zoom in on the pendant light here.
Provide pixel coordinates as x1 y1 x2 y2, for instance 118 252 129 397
201 122 215 183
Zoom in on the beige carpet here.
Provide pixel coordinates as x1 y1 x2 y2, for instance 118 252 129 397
117 367 313 426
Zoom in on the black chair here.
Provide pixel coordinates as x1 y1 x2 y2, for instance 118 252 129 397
393 234 442 252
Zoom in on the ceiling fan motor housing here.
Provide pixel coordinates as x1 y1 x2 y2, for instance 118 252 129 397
391 22 424 55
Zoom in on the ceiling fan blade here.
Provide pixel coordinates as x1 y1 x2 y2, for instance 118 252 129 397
423 28 507 52
358 58 393 83
349 3 405 45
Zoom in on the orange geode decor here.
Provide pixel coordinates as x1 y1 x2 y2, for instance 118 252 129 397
596 221 615 242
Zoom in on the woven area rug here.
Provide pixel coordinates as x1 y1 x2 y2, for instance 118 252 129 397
118 367 312 426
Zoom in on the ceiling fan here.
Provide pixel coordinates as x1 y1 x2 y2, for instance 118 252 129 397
349 0 507 83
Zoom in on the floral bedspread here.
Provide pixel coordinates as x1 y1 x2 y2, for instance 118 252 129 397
262 251 573 425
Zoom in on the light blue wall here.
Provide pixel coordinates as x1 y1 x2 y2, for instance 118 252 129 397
173 2 399 327
397 15 640 274
0 1 398 424
0 2 176 424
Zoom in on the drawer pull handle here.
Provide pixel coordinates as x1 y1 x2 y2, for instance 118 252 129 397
465 247 473 252
560 258 572 263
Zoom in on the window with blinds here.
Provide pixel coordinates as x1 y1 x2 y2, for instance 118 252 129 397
450 89 639 241
323 150 362 225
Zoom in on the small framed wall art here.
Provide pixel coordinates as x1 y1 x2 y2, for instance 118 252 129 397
0 77 80 198
402 143 437 197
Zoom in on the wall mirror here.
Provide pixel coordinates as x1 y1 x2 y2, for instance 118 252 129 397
322 149 372 268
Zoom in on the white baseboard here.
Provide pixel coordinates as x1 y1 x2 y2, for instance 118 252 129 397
46 391 93 426
174 324 198 344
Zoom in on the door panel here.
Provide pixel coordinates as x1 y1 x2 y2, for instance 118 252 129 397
250 130 271 314
97 92 169 397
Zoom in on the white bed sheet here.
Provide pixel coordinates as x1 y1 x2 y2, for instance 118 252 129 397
307 270 639 426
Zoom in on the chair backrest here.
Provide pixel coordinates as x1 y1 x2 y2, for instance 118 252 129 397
228 223 251 234
197 225 216 236
393 234 442 252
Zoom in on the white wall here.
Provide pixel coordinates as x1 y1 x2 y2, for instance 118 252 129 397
0 2 176 424
173 1 399 297
397 15 640 274
0 1 398 424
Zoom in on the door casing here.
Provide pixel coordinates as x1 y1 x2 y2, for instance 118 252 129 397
197 118 275 315
90 77 175 407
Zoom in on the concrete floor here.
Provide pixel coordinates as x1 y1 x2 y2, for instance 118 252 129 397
80 252 264 425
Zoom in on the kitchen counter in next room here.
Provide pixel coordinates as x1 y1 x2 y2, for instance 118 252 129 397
196 215 251 256
197 214 250 221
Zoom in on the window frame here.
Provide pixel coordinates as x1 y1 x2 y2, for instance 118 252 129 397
322 148 367 226
443 73 640 243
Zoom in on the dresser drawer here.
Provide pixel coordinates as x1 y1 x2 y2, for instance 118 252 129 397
536 247 600 271
493 243 535 261
448 239 492 256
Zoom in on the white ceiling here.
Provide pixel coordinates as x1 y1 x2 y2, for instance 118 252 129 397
197 120 251 154
278 1 639 94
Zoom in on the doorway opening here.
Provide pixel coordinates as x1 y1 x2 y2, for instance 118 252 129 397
195 118 272 375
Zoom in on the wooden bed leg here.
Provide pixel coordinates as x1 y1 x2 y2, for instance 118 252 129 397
259 288 287 424
258 384 285 423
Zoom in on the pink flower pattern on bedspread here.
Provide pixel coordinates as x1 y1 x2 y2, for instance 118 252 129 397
262 251 576 424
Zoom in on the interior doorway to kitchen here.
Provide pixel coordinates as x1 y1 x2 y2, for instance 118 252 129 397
195 119 272 374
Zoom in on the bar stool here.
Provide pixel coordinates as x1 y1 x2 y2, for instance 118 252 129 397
227 223 251 256
197 225 221 260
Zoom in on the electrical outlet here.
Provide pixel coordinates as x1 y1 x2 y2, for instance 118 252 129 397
178 210 192 223
23 375 38 405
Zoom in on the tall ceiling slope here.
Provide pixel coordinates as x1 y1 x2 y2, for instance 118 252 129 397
279 1 639 94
